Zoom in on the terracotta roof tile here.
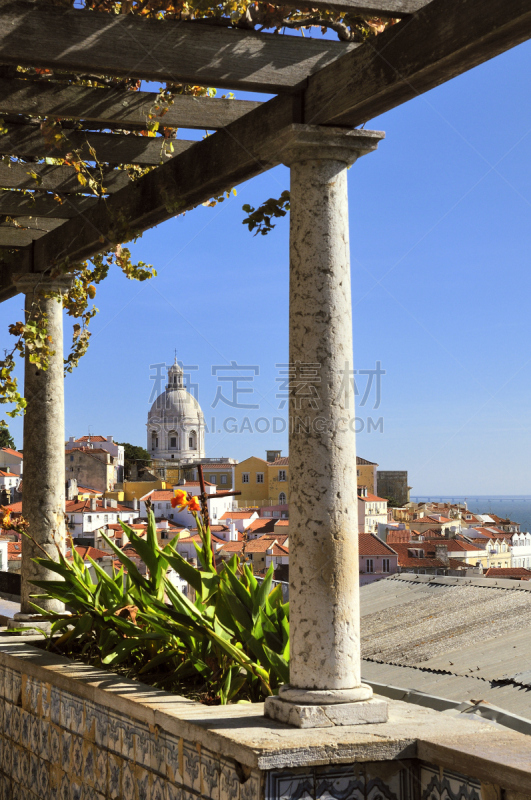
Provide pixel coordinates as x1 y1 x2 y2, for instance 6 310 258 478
358 534 397 557
0 448 23 459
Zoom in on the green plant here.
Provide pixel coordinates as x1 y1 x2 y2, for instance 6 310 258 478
29 502 289 704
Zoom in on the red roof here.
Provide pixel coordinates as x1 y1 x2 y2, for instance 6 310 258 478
485 568 531 580
65 499 136 514
219 541 245 553
274 520 289 526
243 536 289 554
269 457 289 466
245 518 277 534
424 538 484 552
3 501 22 514
220 511 257 520
360 493 387 503
7 541 22 559
74 435 108 443
358 534 397 557
67 546 109 561
0 471 17 478
0 448 22 459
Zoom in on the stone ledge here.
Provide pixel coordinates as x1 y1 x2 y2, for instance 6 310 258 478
0 635 530 785
264 696 388 728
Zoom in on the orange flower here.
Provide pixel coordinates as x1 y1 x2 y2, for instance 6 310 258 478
1 511 10 529
187 496 201 513
171 489 188 509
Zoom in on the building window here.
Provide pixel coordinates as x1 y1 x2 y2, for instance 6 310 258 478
70 455 74 462
256 473 264 483
357 469 360 477
366 559 374 573
242 473 250 484
166 503 171 509
382 558 390 573
279 492 287 505
170 436 177 449
210 475 217 484
188 430 197 450
104 515 108 523
87 516 92 523
220 475 227 485
278 470 286 481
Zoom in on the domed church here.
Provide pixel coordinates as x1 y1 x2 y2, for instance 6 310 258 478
147 358 206 465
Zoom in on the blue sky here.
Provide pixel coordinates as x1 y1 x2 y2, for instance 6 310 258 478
3 38 531 495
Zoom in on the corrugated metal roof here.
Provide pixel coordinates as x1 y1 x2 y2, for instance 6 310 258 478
360 575 531 719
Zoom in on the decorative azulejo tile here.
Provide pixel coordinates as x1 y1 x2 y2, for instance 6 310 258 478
18 746 30 789
108 752 123 799
95 747 108 794
71 734 84 779
122 722 136 762
240 771 261 800
71 778 84 800
30 713 40 753
70 697 84 734
315 767 364 800
164 782 183 800
10 744 22 784
135 763 152 800
50 687 61 726
40 683 50 719
29 753 39 794
49 724 61 766
152 776 166 800
123 759 136 799
150 732 166 777
420 765 481 800
19 708 31 747
219 757 240 800
134 723 151 767
37 756 50 799
59 772 70 800
82 740 97 787
200 750 220 800
182 743 201 794
39 717 50 760
108 712 124 754
165 733 181 785
11 671 21 706
10 705 21 745
61 730 72 773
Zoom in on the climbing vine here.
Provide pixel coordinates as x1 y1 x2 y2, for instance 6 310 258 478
0 0 397 429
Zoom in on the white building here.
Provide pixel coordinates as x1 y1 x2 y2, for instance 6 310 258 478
220 510 259 533
66 497 138 542
140 483 235 526
147 358 206 465
357 489 388 534
511 531 531 569
65 435 125 483
0 469 21 502
0 448 23 477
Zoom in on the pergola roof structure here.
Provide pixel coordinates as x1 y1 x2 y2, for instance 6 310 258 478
0 0 529 302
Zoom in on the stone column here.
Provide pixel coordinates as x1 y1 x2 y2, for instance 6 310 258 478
10 273 74 624
264 126 387 728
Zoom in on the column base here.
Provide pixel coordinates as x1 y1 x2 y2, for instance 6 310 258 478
264 695 388 728
7 613 52 633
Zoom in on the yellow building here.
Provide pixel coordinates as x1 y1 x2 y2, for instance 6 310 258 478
356 457 378 494
234 453 376 508
267 457 289 507
234 457 271 507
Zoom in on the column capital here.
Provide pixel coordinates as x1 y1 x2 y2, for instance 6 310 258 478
13 272 76 296
263 124 385 168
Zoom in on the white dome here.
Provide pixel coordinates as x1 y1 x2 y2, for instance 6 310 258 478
147 357 206 462
149 387 204 420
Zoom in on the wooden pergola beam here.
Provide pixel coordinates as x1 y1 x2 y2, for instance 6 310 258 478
277 0 428 16
0 123 196 166
0 0 356 94
2 0 531 295
0 191 98 219
304 0 531 126
0 162 129 194
0 79 261 130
